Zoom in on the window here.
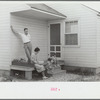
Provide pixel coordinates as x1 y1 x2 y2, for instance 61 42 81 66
50 45 61 58
65 21 78 45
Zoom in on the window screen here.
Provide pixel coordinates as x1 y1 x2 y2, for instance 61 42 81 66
65 21 78 45
56 52 61 57
65 34 78 45
50 46 55 51
56 46 60 51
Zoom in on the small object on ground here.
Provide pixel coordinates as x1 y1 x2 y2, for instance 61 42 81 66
42 76 48 79
0 76 10 82
0 77 6 81
12 79 17 82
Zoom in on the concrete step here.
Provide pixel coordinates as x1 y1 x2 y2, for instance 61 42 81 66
53 67 61 72
50 64 66 74
53 65 61 70
57 60 65 66
53 70 66 75
48 67 66 75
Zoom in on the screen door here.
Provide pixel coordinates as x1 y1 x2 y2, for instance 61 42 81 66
49 23 61 59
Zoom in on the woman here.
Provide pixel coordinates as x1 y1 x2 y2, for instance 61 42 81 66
31 47 48 79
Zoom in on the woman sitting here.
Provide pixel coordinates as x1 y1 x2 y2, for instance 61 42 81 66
31 47 48 79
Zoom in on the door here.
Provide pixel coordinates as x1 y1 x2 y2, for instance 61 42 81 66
49 23 62 59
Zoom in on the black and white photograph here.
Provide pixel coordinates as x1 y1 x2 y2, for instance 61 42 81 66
1 1 100 82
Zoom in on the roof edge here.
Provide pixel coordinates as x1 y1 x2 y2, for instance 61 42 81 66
43 4 67 17
27 4 67 18
81 4 100 14
30 8 66 19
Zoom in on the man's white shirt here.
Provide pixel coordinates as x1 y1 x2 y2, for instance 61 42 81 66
19 33 31 43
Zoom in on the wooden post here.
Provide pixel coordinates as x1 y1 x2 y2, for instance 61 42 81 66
25 71 32 80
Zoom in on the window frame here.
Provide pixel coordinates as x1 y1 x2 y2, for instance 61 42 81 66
63 18 80 48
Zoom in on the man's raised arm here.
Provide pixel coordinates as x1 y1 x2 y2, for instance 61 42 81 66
10 26 19 35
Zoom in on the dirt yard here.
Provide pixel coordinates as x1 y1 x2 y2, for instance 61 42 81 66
0 72 100 82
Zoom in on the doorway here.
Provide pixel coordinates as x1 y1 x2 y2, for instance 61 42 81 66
49 23 62 59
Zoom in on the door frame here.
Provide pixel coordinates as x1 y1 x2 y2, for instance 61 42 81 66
48 20 63 60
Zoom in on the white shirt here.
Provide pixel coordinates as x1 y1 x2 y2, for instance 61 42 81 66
31 52 38 64
19 33 31 43
31 52 44 64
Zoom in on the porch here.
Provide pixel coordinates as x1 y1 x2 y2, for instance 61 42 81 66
10 4 66 61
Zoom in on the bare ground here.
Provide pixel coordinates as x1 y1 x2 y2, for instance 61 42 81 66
1 72 100 82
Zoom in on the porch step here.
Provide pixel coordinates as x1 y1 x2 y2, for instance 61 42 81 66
51 60 66 74
54 64 61 69
57 60 65 66
48 64 66 75
52 69 66 75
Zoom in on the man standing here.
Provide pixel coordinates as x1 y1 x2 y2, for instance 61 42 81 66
11 26 32 64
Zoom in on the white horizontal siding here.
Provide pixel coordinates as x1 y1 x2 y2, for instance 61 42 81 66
0 3 48 70
0 3 98 70
0 5 11 70
47 3 97 68
11 15 48 61
97 17 100 67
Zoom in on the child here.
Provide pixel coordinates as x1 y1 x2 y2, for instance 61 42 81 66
44 58 54 75
31 47 48 79
51 53 57 67
51 53 60 68
46 58 54 70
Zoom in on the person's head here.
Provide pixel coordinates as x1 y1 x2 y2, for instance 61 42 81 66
48 58 52 62
24 28 28 35
52 53 56 57
34 47 40 55
48 58 54 63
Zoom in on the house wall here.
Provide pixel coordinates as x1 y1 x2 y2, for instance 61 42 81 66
0 5 11 70
0 3 48 70
47 3 97 68
0 3 32 70
0 3 99 71
97 16 100 67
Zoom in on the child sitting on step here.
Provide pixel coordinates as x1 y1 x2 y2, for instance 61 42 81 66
51 54 57 67
44 58 54 74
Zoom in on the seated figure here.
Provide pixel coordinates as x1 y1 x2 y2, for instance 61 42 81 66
31 47 48 79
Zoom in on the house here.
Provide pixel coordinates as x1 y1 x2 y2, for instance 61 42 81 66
0 3 100 76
